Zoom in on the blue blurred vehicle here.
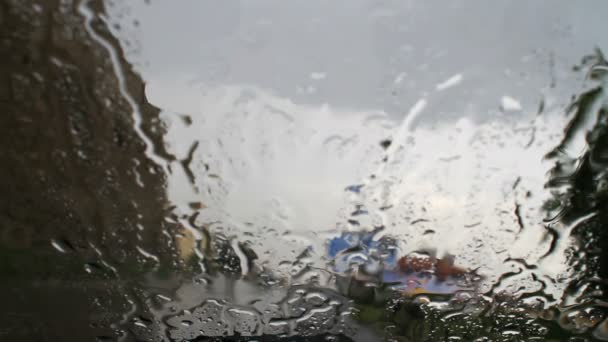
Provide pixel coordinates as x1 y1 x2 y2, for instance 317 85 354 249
327 228 478 303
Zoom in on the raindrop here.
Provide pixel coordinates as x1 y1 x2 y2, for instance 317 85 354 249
50 238 74 253
500 95 523 112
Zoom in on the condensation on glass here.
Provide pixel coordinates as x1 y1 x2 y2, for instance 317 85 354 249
1 0 608 341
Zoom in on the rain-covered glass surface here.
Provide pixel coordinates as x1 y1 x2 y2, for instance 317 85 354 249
2 0 608 341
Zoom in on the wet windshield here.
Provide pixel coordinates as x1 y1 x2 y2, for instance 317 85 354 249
2 1 608 341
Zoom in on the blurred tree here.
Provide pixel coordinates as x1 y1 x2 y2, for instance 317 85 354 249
0 0 172 340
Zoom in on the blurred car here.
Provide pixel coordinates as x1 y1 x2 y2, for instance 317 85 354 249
327 228 479 304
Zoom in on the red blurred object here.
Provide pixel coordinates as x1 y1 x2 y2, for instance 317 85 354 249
398 253 467 281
